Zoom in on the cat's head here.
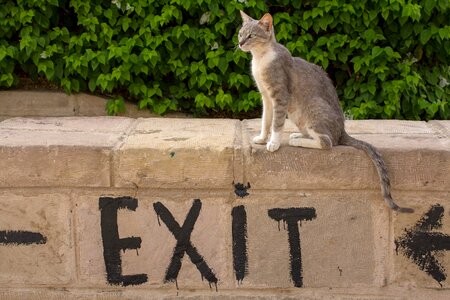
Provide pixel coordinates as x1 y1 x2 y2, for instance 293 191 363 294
238 11 274 52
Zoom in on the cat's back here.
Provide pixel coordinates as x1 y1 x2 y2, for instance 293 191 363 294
264 48 334 94
291 56 340 109
292 57 330 85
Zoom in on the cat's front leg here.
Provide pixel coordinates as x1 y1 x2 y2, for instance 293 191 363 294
266 132 282 151
266 111 286 152
253 96 273 144
266 93 288 152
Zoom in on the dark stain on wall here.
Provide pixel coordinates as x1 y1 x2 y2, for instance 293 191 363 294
153 199 218 290
234 182 251 198
99 196 148 286
268 207 317 288
395 204 450 286
0 230 46 245
232 205 248 284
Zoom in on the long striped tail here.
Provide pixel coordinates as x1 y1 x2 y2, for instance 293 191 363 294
339 132 414 213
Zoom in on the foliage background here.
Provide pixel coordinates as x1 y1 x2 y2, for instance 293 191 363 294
0 0 449 119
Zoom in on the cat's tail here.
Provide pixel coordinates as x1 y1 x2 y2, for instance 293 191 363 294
339 132 414 213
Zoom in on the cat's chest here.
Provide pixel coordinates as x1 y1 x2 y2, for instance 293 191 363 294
251 50 277 91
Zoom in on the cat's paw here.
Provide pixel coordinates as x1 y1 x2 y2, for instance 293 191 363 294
289 132 304 139
266 141 280 152
253 135 267 144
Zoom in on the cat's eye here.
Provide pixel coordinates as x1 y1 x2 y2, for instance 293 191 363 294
248 34 255 38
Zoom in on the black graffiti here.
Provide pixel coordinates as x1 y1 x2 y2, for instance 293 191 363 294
395 204 450 286
99 196 148 286
268 207 317 288
232 205 248 283
234 182 251 198
153 199 218 289
0 230 46 245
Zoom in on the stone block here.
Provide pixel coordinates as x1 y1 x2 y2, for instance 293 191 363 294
0 116 135 133
0 146 111 187
429 121 450 149
391 191 450 289
345 120 433 135
74 93 109 116
0 91 76 117
232 190 378 288
1 289 450 300
0 190 75 285
75 190 232 289
114 118 240 189
0 117 134 187
75 93 163 118
242 119 449 193
429 120 450 136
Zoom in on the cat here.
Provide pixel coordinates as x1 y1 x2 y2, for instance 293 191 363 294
238 11 413 213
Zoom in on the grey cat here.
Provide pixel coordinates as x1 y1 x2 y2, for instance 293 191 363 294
238 11 413 213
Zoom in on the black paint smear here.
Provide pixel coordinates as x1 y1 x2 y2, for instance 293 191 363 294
153 199 218 287
232 205 248 283
415 205 444 231
99 196 148 286
268 207 317 288
0 230 46 245
395 204 450 285
268 208 317 223
234 182 251 198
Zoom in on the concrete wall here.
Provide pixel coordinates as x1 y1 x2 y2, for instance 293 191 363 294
0 116 449 299
0 91 187 120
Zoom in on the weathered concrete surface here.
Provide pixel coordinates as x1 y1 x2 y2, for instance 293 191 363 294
0 91 188 120
0 117 135 187
0 91 76 118
0 116 449 298
0 190 75 285
114 118 240 189
0 288 448 300
1 287 450 300
243 119 450 193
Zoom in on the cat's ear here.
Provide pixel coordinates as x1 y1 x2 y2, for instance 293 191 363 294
240 10 253 23
258 13 273 32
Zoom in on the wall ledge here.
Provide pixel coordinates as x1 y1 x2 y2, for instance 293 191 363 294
0 90 188 120
0 117 448 192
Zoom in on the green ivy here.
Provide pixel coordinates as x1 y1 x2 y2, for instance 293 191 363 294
0 0 448 119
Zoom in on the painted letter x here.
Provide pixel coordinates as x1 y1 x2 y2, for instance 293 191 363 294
153 199 218 287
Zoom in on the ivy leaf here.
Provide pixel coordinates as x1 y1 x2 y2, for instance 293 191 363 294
0 74 14 87
106 98 126 116
218 57 228 73
0 47 7 61
316 36 328 47
363 29 376 42
88 79 96 92
424 0 436 14
371 46 383 58
420 29 432 44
